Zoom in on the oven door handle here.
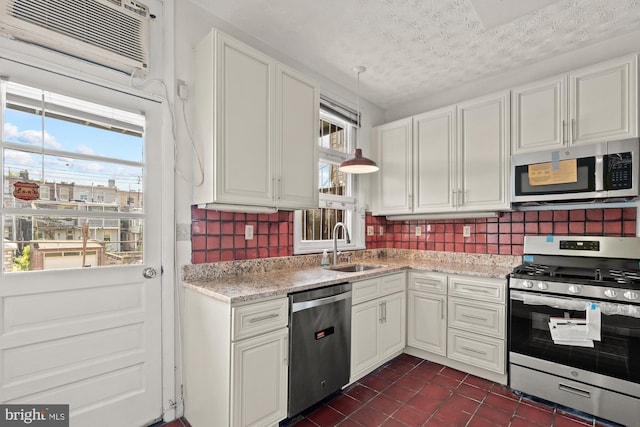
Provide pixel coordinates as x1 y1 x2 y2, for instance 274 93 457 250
558 383 591 399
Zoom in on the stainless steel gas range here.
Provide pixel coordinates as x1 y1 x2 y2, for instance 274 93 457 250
509 235 640 427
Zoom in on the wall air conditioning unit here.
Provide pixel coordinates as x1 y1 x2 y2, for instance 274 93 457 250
0 0 150 75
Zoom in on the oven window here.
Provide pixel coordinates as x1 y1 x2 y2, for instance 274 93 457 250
510 296 640 383
514 157 596 196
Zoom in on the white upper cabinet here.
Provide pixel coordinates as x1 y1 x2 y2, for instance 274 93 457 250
276 64 320 209
512 54 638 154
457 90 510 212
413 106 457 213
512 75 567 153
372 117 413 215
570 55 638 145
373 92 509 215
194 29 319 211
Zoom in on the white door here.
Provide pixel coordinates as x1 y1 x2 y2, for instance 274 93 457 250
0 61 163 427
379 292 405 360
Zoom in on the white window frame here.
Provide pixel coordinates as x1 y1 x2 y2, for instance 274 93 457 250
294 109 366 254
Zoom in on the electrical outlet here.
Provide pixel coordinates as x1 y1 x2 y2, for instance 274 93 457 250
463 225 471 237
245 225 254 240
415 226 422 237
426 224 432 232
367 226 374 236
379 226 384 236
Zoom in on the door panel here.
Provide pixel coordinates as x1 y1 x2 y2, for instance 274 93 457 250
0 61 163 427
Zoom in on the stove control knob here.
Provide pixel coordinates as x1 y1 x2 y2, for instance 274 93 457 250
537 282 549 290
568 285 582 294
624 290 639 301
521 280 533 289
604 289 617 298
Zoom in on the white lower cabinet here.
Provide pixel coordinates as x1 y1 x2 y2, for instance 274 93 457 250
406 271 507 383
184 290 289 427
407 272 447 356
350 273 406 382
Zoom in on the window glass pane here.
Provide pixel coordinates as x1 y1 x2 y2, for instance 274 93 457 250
319 117 347 153
3 214 143 271
2 82 146 273
3 149 143 209
300 208 346 241
319 161 346 196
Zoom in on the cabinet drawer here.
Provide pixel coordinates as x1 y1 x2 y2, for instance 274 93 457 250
232 298 288 341
380 273 406 294
409 271 447 294
352 277 381 305
448 275 505 303
448 297 505 339
447 328 505 374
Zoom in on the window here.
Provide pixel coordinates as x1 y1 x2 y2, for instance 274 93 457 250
294 108 365 254
1 81 146 271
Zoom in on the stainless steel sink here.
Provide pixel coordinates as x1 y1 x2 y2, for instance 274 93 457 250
327 264 383 273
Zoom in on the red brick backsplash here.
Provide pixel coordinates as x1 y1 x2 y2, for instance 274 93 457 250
190 206 636 263
365 208 636 256
191 206 293 264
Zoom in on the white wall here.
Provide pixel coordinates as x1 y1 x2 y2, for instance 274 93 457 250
385 29 640 122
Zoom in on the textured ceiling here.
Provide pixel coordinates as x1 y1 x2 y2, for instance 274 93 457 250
190 0 640 110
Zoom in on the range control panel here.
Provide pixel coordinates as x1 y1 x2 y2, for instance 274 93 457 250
559 240 600 251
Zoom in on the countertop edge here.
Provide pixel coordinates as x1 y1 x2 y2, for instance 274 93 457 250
183 261 513 304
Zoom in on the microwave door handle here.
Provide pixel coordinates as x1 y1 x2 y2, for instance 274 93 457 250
595 155 604 192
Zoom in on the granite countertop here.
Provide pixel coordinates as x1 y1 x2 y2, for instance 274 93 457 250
182 249 521 304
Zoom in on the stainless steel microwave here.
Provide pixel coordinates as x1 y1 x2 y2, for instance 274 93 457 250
511 138 640 203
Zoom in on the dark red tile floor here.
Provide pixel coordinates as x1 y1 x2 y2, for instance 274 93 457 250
279 354 622 427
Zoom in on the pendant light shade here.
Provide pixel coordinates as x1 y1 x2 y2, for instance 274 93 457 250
339 66 379 174
339 148 379 173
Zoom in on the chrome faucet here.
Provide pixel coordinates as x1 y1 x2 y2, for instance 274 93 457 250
332 222 351 265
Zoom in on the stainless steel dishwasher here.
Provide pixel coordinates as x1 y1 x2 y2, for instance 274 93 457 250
287 282 352 417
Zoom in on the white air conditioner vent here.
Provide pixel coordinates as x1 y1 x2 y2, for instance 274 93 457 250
0 0 150 74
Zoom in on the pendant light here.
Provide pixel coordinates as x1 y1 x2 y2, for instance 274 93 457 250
339 66 379 174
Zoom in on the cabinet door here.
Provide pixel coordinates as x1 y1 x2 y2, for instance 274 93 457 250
350 299 380 379
413 106 456 212
457 90 510 211
276 64 319 209
512 75 567 154
407 290 446 356
570 54 638 145
231 328 288 427
379 292 406 360
215 32 275 206
373 118 413 215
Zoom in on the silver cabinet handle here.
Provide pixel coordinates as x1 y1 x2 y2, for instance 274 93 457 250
571 118 576 143
460 286 491 294
249 313 279 323
462 346 487 356
458 188 463 206
461 314 488 322
439 300 444 320
562 119 567 144
451 190 457 207
559 383 591 399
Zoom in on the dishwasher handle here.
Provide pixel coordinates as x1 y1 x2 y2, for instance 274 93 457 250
291 290 352 313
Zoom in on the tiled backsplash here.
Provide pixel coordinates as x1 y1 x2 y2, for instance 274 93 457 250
191 206 636 263
191 207 293 263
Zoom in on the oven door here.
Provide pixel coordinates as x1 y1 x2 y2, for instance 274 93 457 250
509 290 640 384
